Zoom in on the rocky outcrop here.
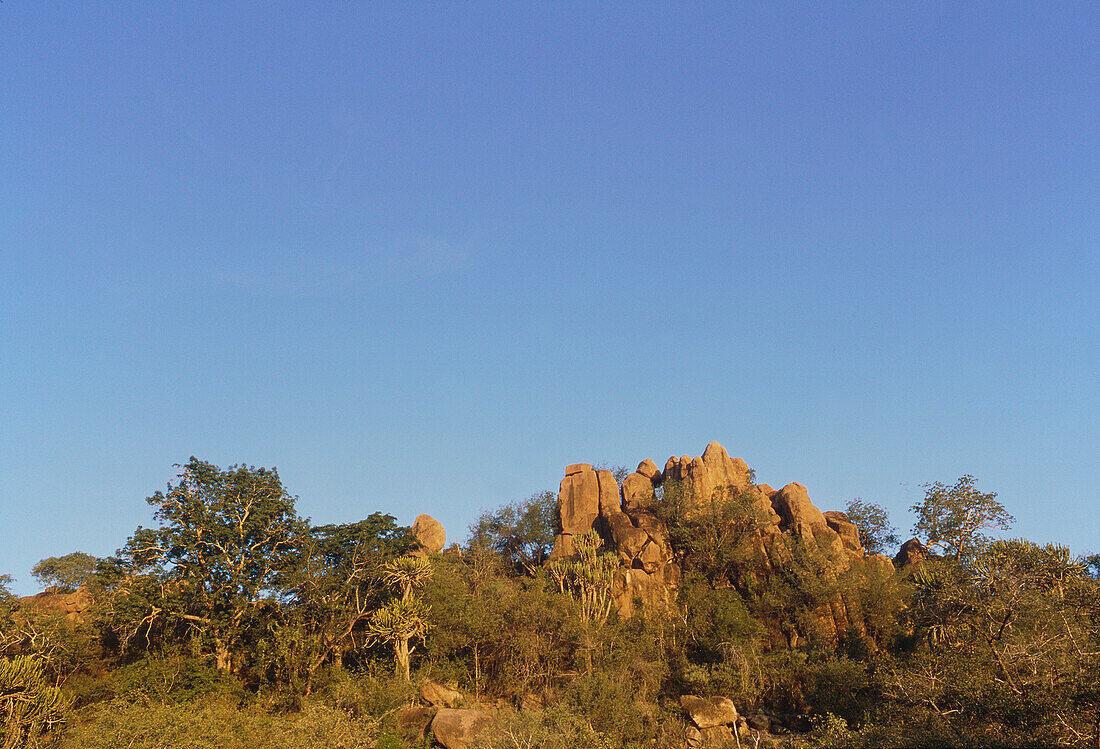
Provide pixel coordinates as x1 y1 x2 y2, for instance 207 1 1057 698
430 708 495 749
549 442 897 646
412 514 446 554
18 587 93 623
824 510 862 552
894 538 928 569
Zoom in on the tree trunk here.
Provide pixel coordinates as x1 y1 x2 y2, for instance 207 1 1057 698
215 640 232 673
395 637 411 681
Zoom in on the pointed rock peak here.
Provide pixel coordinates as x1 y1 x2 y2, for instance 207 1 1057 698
702 440 730 463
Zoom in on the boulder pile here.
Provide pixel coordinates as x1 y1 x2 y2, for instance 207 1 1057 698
549 441 897 646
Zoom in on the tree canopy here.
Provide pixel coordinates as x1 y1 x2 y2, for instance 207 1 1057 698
910 474 1014 559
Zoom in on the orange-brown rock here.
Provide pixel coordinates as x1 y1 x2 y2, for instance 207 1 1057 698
664 442 754 507
412 514 446 553
771 483 829 538
430 708 495 749
552 442 895 644
607 513 649 564
894 538 927 568
558 465 600 534
595 469 621 518
680 695 739 729
18 587 93 623
621 472 656 511
636 458 662 482
824 510 863 553
420 679 463 708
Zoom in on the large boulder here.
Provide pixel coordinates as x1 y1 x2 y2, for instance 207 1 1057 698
680 694 739 729
663 442 754 507
551 442 894 647
636 458 662 482
823 510 863 553
430 708 495 749
411 514 446 553
558 464 600 534
396 705 435 740
420 679 463 708
621 472 656 511
770 483 829 538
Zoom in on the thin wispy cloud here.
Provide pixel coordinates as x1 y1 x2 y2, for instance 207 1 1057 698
211 242 468 298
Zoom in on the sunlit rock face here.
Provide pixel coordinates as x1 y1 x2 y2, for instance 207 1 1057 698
549 441 896 647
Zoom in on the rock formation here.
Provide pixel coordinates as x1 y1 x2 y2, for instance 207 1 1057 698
18 587 93 623
549 441 898 646
411 513 446 555
894 538 928 569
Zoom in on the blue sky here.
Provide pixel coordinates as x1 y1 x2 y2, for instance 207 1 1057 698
2 2 1097 594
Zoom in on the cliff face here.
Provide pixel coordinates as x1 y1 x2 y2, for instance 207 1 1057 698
550 441 895 646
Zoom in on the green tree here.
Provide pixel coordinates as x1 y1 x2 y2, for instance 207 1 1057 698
468 490 557 575
119 458 308 673
0 576 13 608
843 499 900 556
910 475 1013 560
366 556 434 680
893 539 1100 745
276 513 413 693
31 552 99 593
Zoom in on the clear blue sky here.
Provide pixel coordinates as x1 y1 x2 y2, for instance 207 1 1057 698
2 2 1097 594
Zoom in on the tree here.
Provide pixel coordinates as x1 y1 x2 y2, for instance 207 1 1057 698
118 458 307 672
31 552 99 593
910 475 1013 559
468 491 557 575
899 539 1100 745
366 556 433 680
843 499 900 556
276 513 413 693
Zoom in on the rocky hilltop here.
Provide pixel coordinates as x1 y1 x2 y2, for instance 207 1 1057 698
550 441 894 647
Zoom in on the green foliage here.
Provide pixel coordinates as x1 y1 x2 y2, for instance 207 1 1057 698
468 490 557 575
679 577 762 663
910 475 1014 559
117 457 308 673
885 539 1100 745
546 530 616 626
843 499 900 556
55 694 380 749
31 553 100 594
364 596 431 680
275 513 413 693
753 536 842 649
473 704 617 749
422 554 581 699
1 608 100 688
654 480 767 587
109 654 242 704
1 655 69 749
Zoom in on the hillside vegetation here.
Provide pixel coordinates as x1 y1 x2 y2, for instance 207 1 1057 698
2 446 1098 749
